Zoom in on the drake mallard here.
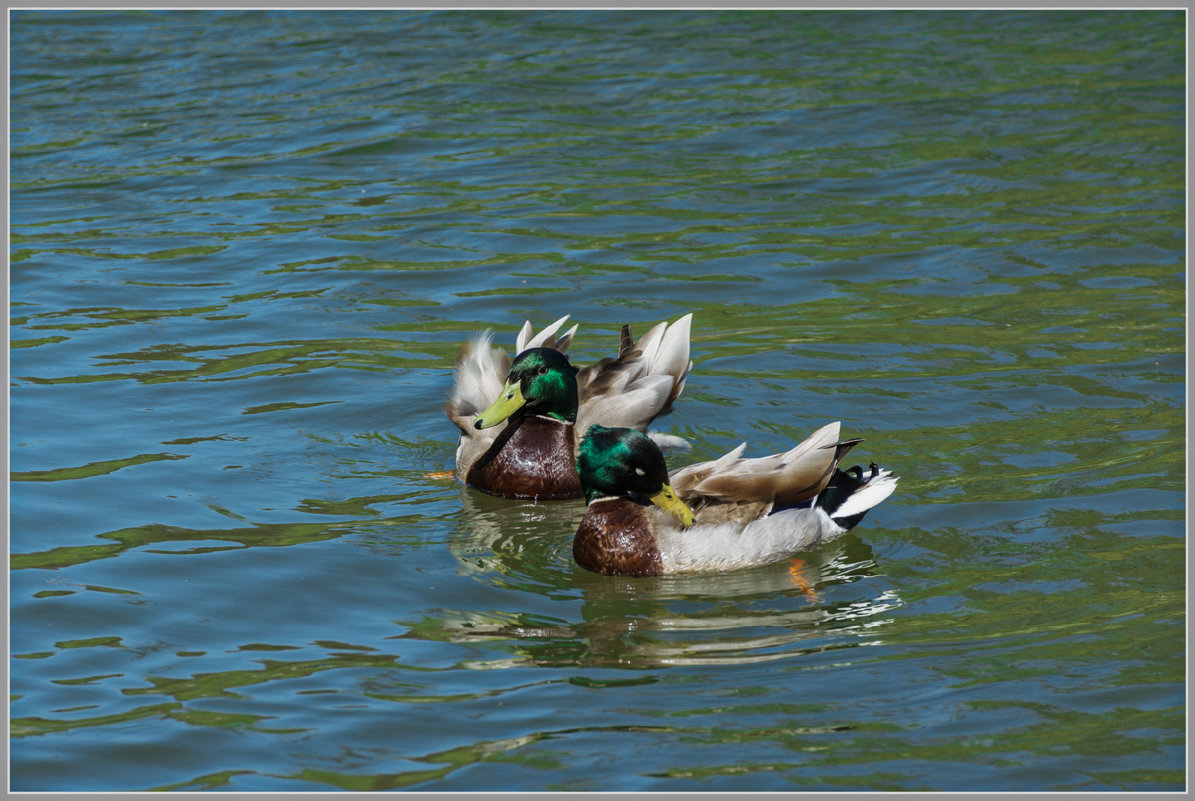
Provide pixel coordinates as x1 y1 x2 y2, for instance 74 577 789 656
446 314 693 500
572 423 897 576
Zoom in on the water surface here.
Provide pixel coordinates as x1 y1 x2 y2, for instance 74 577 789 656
9 10 1186 792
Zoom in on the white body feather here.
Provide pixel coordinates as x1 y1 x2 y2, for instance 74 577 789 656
653 505 845 573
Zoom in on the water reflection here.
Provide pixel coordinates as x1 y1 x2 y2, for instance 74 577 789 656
448 486 580 580
432 489 900 669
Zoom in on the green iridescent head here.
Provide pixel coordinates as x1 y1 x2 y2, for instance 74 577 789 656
576 425 695 527
473 347 579 429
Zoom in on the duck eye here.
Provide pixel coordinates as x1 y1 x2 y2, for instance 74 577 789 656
538 365 549 375
634 467 647 477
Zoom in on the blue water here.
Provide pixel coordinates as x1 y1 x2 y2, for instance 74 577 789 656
9 9 1186 792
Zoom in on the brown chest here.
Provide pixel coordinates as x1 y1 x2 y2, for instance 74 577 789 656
573 500 663 577
466 416 582 500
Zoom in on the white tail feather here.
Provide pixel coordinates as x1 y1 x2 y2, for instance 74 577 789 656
830 471 898 520
647 432 692 452
450 330 505 416
651 313 692 378
518 315 571 353
633 321 668 366
555 323 579 353
515 321 534 354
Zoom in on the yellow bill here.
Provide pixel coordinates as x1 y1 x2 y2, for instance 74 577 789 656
473 380 526 429
650 483 695 528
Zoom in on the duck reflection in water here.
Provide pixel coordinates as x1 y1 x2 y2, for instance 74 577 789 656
434 486 900 670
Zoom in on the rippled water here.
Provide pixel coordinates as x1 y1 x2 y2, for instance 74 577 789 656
9 9 1186 792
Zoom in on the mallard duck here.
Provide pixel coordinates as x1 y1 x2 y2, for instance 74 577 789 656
573 423 897 576
446 314 693 500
